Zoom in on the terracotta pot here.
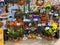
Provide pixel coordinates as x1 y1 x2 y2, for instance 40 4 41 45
47 36 52 41
42 35 45 38
14 38 19 42
8 37 12 41
20 37 23 41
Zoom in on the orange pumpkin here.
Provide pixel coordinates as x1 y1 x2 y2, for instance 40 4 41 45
28 35 33 39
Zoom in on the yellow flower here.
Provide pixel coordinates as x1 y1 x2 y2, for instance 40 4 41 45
51 23 57 29
49 29 52 33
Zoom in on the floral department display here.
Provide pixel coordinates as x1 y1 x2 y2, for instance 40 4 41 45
0 0 60 42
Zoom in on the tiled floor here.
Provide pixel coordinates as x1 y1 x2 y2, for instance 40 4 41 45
4 38 60 45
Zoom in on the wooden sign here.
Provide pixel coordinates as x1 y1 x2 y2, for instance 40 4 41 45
0 28 4 45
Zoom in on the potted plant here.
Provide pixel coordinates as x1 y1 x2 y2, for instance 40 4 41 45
7 29 13 41
44 25 57 41
12 31 19 42
18 28 24 40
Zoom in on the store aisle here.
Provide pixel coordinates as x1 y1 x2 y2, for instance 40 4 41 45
4 38 58 45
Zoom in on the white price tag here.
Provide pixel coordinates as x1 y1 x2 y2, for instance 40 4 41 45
54 14 58 16
38 24 41 26
17 23 20 26
41 24 46 26
49 12 53 15
33 18 38 21
23 19 31 22
45 27 50 30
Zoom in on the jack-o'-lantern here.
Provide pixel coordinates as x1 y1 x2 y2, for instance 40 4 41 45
36 0 44 6
18 0 26 6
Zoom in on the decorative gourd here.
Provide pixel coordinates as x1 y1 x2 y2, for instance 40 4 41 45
36 0 44 6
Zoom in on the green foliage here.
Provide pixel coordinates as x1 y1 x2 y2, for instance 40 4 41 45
7 29 13 37
12 31 19 39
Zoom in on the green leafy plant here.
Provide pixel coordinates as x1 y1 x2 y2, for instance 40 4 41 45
19 28 24 37
12 31 19 39
7 29 13 37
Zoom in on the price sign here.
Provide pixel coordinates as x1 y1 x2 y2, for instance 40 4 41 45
38 24 41 26
54 14 59 16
